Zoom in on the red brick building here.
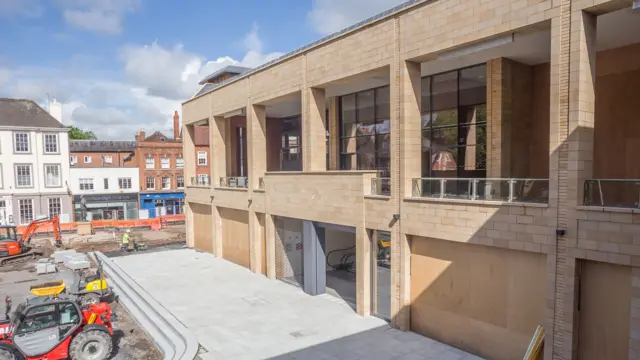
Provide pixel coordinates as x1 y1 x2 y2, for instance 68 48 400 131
194 125 210 183
136 111 184 218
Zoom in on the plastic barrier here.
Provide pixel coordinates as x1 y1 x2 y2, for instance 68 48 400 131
16 214 185 235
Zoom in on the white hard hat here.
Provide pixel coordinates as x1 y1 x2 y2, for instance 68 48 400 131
126 229 131 233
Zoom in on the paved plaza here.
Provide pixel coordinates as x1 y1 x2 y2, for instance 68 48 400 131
113 249 483 360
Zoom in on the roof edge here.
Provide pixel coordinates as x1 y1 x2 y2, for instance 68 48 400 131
183 0 426 105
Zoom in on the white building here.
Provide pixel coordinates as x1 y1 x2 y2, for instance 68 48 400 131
69 167 140 221
0 99 72 225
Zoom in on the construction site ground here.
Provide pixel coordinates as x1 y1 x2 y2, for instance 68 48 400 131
0 225 186 359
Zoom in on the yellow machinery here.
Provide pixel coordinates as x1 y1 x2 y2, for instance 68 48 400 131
30 269 110 307
29 281 66 297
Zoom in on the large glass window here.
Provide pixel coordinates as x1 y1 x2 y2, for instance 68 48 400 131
48 198 61 218
339 86 390 176
43 134 58 153
19 199 33 225
44 164 61 187
421 64 487 178
15 164 33 188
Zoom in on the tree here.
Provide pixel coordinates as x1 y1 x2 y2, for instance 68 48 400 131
67 126 97 140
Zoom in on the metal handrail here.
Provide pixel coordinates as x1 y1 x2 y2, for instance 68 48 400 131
190 176 210 186
413 177 549 204
371 177 391 196
220 176 248 189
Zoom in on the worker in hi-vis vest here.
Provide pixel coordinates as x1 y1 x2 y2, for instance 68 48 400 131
121 229 131 250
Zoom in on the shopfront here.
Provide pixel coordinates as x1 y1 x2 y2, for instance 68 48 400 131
139 192 184 218
74 193 139 221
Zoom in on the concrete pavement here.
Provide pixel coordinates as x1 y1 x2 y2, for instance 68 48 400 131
112 249 483 360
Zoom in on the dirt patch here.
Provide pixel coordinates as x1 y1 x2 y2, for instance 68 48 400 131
109 301 162 360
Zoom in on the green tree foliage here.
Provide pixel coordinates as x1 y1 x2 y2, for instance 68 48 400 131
67 126 97 140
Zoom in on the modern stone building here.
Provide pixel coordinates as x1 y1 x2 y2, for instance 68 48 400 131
0 99 72 225
181 1 640 359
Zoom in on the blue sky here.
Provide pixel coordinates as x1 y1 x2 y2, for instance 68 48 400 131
0 0 405 139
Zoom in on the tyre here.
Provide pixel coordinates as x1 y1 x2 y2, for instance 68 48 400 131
0 348 23 360
79 293 101 308
68 330 112 360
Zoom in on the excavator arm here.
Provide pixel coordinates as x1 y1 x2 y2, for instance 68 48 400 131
22 216 62 247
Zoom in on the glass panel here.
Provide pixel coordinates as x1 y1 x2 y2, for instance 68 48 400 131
475 179 510 201
421 76 431 114
431 148 458 176
357 90 375 124
432 71 458 111
375 134 391 158
426 126 457 149
512 179 549 203
341 94 357 137
371 230 391 321
442 178 472 199
375 87 390 122
340 154 357 170
431 108 458 128
459 65 487 106
416 178 441 197
461 104 487 125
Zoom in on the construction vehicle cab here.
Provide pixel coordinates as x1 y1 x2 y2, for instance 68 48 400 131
0 227 25 258
0 217 63 266
0 298 113 360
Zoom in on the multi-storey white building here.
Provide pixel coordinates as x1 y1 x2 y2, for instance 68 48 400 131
0 99 72 225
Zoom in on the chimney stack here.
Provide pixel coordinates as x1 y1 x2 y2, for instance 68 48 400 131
137 129 145 142
173 111 180 140
48 98 62 124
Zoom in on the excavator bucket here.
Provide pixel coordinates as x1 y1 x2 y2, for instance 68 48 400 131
30 280 66 297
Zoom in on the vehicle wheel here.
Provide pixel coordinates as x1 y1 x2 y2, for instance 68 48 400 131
0 348 23 360
79 293 101 307
69 330 112 360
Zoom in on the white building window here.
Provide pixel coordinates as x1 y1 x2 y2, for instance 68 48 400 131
48 198 61 218
197 151 207 166
146 176 155 190
14 132 30 153
15 164 33 188
198 174 209 186
118 178 132 189
84 156 92 164
177 176 184 188
145 156 154 169
79 178 94 190
161 157 170 169
104 155 113 164
70 156 77 165
162 176 171 189
176 157 184 168
44 164 61 187
43 134 58 153
104 178 109 190
19 199 33 225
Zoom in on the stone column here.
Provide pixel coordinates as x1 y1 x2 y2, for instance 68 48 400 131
184 202 194 247
212 205 223 258
247 103 267 190
265 213 276 279
248 211 262 274
302 87 327 172
549 7 597 360
356 227 371 316
211 116 227 187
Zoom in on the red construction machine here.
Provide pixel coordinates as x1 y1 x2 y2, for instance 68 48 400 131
0 294 113 360
0 217 62 266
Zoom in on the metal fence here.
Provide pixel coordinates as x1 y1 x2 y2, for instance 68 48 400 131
371 178 391 196
220 176 248 189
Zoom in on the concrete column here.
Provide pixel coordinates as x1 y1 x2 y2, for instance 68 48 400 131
356 227 371 317
183 124 196 185
302 220 326 296
212 205 223 258
184 202 194 247
302 87 327 172
398 60 421 197
248 210 261 274
327 97 340 170
247 103 267 190
265 213 276 279
211 116 227 187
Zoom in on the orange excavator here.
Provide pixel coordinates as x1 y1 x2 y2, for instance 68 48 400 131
0 216 62 266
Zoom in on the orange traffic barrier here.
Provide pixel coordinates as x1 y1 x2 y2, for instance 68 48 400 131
16 214 185 235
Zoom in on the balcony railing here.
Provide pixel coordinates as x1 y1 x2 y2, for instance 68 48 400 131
371 178 391 196
412 178 549 204
584 179 640 208
190 176 210 186
258 177 265 190
220 176 248 189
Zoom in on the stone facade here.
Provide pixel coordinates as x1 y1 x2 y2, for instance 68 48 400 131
181 0 640 359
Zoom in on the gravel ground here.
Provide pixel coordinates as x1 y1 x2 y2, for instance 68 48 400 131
0 263 161 360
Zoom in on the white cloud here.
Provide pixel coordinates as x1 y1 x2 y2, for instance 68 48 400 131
0 0 43 18
119 26 283 100
0 24 284 140
308 0 406 35
58 0 140 35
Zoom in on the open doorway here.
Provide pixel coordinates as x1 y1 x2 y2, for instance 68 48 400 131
323 225 357 309
371 230 391 320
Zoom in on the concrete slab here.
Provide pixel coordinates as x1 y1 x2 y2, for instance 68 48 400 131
112 249 483 360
